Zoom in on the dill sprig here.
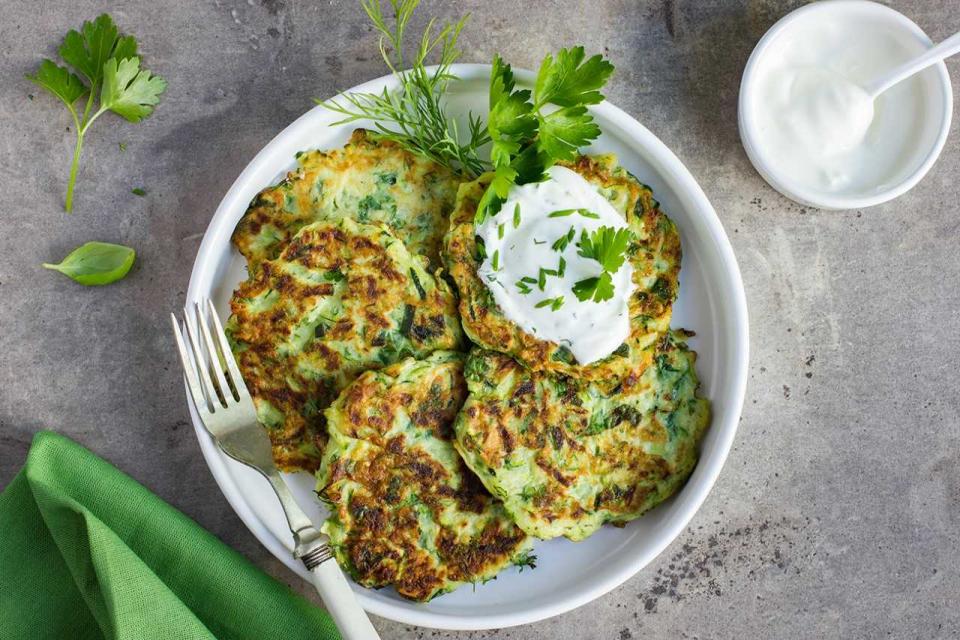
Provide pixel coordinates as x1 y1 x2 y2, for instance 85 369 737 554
320 0 489 177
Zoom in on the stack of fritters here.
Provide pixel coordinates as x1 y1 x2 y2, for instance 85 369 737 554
226 129 710 600
444 154 710 541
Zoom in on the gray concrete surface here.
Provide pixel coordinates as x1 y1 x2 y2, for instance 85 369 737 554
2 1 959 638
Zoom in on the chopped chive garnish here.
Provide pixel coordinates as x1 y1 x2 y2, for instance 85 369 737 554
535 296 564 311
548 208 600 219
498 223 505 239
557 256 566 277
492 249 500 271
515 280 532 294
551 226 577 252
521 276 537 284
513 203 521 228
537 267 558 291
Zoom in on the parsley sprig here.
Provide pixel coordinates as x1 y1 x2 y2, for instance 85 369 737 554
329 3 614 218
27 14 166 212
572 226 632 303
322 0 488 176
476 47 615 224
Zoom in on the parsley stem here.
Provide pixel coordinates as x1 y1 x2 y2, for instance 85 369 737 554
63 104 83 213
64 130 84 213
64 104 106 213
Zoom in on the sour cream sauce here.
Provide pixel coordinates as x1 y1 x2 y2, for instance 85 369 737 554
749 20 927 195
476 166 634 365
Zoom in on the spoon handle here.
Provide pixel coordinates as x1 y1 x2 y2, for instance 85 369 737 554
865 30 960 98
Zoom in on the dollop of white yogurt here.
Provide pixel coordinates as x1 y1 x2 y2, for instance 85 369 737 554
476 166 635 365
779 68 875 157
749 20 929 196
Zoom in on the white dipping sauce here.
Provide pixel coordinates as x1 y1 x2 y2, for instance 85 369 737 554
476 166 634 365
777 68 875 157
750 19 929 195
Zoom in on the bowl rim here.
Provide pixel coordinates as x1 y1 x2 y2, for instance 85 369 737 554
738 0 954 211
185 63 750 630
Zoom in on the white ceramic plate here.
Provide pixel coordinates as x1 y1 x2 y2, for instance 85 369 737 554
185 64 749 630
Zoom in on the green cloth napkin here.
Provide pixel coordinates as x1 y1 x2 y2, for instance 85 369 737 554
0 430 341 640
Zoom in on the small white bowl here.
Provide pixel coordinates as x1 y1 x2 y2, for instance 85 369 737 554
739 0 953 210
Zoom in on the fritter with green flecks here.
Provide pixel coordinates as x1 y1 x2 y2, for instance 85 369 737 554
318 352 534 601
443 153 681 385
227 217 465 472
233 128 460 270
453 330 710 541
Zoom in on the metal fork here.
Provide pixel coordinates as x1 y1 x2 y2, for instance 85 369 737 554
171 299 380 640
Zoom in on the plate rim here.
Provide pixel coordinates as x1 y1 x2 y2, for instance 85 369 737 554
185 63 749 630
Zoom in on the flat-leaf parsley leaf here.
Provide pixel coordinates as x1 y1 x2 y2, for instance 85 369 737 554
533 46 614 109
572 271 615 303
572 226 632 302
577 226 631 273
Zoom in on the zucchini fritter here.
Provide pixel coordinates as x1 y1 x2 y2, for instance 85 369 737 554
318 352 534 601
227 218 465 472
454 331 710 541
443 154 681 384
233 129 460 270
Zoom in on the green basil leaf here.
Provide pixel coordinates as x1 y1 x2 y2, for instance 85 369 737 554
43 241 135 286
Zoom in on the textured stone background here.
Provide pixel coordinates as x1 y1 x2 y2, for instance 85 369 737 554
2 1 959 638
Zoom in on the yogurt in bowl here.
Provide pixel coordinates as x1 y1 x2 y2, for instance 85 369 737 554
739 0 953 210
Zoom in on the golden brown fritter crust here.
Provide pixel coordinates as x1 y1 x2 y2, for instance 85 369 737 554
453 331 710 541
442 154 681 385
232 129 460 270
227 218 465 472
318 352 533 601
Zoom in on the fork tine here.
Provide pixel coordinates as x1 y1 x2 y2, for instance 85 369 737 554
194 301 235 403
183 304 224 410
171 313 212 415
205 298 252 399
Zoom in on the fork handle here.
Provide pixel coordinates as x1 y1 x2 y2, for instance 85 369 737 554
306 555 381 639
